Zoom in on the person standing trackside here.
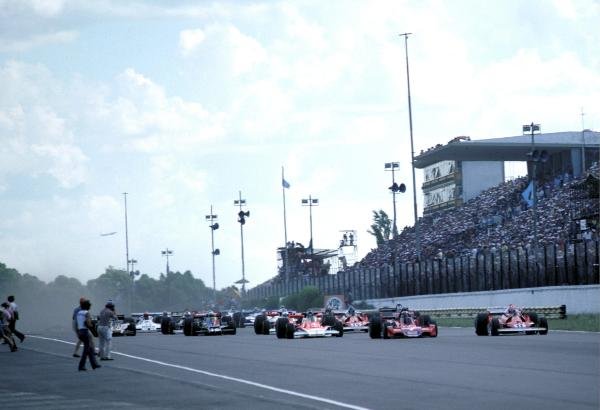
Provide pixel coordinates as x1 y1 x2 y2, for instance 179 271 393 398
72 297 85 357
98 300 117 361
7 295 25 343
76 299 101 371
0 303 17 352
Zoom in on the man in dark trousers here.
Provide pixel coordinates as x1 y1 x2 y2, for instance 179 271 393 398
7 295 25 343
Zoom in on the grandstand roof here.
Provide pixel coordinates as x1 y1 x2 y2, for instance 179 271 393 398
414 130 600 168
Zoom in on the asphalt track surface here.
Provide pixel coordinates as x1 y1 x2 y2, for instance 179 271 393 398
2 327 598 410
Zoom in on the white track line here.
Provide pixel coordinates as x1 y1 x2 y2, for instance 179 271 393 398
29 335 370 410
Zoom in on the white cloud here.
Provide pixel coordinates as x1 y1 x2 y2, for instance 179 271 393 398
179 28 205 56
0 30 77 52
30 143 88 188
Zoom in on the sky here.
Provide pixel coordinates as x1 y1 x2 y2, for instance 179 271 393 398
0 0 598 289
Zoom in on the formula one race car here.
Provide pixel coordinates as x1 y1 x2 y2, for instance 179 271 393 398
134 312 162 332
369 305 438 339
273 310 343 339
322 305 370 332
475 304 548 336
111 315 137 336
183 311 236 336
90 314 136 337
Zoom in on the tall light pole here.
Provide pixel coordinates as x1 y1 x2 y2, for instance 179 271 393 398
161 248 173 275
523 123 546 254
234 192 250 294
400 32 421 259
206 206 220 302
123 192 130 275
301 195 319 275
128 258 138 313
385 162 405 237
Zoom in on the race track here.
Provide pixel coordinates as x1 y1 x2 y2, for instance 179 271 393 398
3 327 598 409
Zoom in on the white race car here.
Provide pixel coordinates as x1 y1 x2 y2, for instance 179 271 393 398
134 314 162 332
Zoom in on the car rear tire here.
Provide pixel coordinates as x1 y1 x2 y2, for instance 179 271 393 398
161 317 170 335
490 318 500 336
254 315 265 335
420 314 431 326
183 317 193 336
369 316 381 339
334 320 343 337
275 317 288 339
262 318 271 335
539 317 548 335
475 313 489 336
286 323 295 339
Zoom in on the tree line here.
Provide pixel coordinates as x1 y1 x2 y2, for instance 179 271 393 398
0 262 241 332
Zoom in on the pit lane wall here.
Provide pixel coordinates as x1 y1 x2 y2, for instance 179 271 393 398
364 285 600 314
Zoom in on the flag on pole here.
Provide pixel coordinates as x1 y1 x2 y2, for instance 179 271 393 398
521 181 533 207
282 178 290 189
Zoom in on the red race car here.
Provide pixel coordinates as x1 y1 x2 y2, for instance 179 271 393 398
475 304 548 336
274 310 343 339
369 305 438 339
323 306 370 332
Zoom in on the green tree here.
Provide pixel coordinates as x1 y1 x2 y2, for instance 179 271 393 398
282 286 323 311
367 209 393 245
86 266 131 311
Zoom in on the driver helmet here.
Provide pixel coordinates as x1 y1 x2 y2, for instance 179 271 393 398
507 304 516 315
347 306 355 316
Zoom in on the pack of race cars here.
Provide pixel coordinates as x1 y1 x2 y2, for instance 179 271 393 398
99 303 549 339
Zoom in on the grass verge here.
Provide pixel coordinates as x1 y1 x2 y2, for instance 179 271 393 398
434 314 599 332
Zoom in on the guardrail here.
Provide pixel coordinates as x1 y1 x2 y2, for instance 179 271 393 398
387 305 567 319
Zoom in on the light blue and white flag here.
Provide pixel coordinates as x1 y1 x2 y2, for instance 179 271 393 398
521 181 533 207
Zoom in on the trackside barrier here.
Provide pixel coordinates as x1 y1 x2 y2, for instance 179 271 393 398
246 240 599 303
412 305 567 319
361 305 566 319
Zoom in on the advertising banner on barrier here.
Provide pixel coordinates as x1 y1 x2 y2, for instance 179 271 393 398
324 295 345 310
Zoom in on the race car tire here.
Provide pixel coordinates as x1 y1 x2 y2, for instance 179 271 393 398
334 320 343 337
275 317 288 339
322 314 336 327
262 318 271 335
127 327 136 336
538 317 548 335
475 313 489 336
420 314 431 326
286 323 295 339
369 316 381 339
233 312 245 328
161 317 170 335
490 318 500 336
183 317 193 336
254 315 265 335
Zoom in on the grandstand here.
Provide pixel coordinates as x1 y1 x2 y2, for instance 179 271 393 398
415 130 600 215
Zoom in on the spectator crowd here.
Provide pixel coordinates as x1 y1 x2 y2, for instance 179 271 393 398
359 163 599 269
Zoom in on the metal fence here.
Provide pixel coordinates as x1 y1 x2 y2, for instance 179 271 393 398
246 240 600 302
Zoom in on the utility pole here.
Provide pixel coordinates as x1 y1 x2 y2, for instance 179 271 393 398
400 32 421 259
206 206 219 303
234 192 250 294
